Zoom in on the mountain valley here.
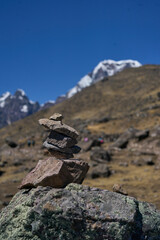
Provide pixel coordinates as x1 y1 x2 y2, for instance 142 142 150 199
0 64 160 211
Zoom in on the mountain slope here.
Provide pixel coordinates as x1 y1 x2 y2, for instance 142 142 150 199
67 59 141 98
0 59 141 128
1 65 160 211
0 64 160 145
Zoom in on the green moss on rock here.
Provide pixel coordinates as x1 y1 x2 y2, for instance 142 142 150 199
0 184 160 239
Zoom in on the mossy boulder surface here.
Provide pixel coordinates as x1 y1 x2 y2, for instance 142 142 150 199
0 183 160 240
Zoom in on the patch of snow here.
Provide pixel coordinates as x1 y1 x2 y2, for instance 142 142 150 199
48 100 55 104
19 96 23 100
41 100 55 107
21 105 28 113
78 75 92 88
17 89 26 96
67 86 79 98
92 59 142 81
29 100 35 104
67 75 92 98
0 92 11 108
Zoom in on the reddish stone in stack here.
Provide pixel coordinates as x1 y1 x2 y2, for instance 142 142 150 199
20 113 89 189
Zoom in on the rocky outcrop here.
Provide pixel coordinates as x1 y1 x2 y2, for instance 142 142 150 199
87 147 111 179
110 128 149 149
0 183 160 240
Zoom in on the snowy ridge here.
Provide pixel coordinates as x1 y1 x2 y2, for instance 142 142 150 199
67 75 92 98
67 59 142 98
17 89 26 96
0 92 11 108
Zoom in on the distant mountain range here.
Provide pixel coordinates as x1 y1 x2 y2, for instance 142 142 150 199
0 59 141 128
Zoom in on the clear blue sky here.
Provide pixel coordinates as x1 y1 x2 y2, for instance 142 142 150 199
0 0 160 103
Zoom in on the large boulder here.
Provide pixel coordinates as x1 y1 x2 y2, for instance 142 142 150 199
87 164 111 179
110 128 149 149
79 139 102 152
0 184 160 240
19 158 89 189
90 147 111 163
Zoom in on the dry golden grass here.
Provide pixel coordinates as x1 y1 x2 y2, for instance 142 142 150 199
84 163 160 208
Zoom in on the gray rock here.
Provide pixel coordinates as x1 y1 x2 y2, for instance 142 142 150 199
49 150 74 159
135 129 149 141
132 156 155 166
88 163 111 179
110 128 149 149
79 139 102 152
90 147 111 163
39 118 79 139
47 130 77 148
0 184 160 239
43 140 81 154
110 128 136 149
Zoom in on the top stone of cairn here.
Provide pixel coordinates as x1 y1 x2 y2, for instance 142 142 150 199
49 113 63 122
39 114 79 139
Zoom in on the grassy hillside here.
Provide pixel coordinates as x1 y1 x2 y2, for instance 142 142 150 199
1 64 160 144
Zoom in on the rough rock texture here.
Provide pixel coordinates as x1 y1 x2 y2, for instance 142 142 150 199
90 147 111 163
49 150 74 159
79 139 102 152
47 130 77 148
20 158 89 189
49 113 63 121
110 128 150 149
39 119 79 139
0 184 160 240
43 141 81 154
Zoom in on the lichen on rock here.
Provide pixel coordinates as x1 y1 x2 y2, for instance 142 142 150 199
0 183 160 239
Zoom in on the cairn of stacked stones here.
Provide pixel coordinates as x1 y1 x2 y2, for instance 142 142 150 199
20 113 89 189
40 113 81 159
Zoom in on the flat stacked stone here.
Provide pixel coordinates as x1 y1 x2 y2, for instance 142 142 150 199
39 113 81 159
20 113 89 189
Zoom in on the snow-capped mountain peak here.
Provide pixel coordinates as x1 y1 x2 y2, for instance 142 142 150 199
67 59 142 98
17 89 26 96
0 89 40 128
0 92 11 108
92 59 142 82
